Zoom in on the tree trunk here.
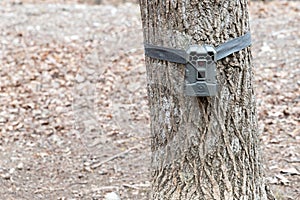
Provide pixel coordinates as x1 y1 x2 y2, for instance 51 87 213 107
139 0 274 199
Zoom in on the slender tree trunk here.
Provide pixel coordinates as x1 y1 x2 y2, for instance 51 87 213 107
139 0 274 199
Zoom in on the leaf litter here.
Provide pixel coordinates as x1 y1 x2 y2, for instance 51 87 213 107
0 0 299 199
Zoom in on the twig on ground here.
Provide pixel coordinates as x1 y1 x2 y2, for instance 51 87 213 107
90 145 141 169
123 183 150 190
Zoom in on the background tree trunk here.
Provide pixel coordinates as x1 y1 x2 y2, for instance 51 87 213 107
139 0 274 199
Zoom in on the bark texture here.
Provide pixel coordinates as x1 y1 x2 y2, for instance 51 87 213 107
139 0 274 199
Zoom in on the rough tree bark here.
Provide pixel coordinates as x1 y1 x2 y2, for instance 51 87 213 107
139 0 274 200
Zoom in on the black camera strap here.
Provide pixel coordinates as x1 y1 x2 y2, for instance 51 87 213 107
144 32 251 64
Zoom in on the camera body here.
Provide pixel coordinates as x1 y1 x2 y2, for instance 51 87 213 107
184 45 218 96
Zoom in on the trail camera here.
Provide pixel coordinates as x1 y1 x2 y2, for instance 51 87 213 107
144 32 251 97
184 45 218 96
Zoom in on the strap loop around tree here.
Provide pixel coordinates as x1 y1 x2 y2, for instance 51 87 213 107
143 32 251 96
144 32 251 63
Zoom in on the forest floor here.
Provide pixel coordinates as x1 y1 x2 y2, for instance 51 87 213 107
0 0 299 199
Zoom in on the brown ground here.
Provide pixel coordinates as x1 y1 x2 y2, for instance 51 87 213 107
0 0 299 199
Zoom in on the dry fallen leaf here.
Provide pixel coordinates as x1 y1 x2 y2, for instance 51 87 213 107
275 174 290 185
